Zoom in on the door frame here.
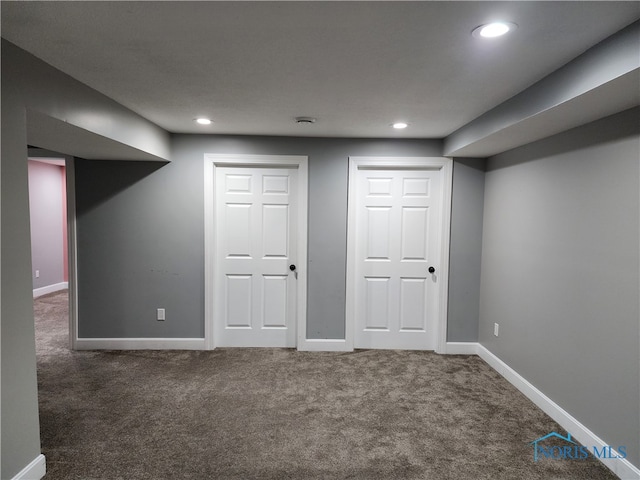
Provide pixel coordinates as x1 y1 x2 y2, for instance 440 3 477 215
345 156 453 353
204 154 308 350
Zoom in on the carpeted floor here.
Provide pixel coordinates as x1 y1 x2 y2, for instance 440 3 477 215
35 291 618 479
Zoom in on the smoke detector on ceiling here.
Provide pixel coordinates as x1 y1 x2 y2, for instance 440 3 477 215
295 117 317 124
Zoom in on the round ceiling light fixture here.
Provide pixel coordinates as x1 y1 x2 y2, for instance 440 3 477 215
472 22 518 38
194 117 212 125
392 122 408 130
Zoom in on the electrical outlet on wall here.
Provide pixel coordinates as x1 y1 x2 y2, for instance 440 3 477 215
35 270 40 278
157 308 165 321
494 323 499 337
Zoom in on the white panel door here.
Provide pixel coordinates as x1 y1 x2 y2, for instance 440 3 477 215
214 167 297 347
354 168 442 350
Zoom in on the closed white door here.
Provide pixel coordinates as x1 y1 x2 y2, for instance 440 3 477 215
352 167 443 350
214 167 297 347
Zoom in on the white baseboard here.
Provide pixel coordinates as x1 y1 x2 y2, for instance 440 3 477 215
441 341 480 355
74 338 206 350
477 345 640 480
11 454 46 480
33 282 68 298
76 337 351 352
297 338 351 352
297 340 480 353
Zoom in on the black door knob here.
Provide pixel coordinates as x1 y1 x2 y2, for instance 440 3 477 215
289 264 296 271
428 266 435 274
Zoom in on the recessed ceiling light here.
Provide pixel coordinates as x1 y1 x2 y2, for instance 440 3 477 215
195 117 212 125
392 122 408 130
472 22 518 38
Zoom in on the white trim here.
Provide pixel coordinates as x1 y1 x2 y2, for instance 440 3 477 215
11 454 46 480
436 160 453 353
345 156 453 352
204 157 215 350
204 154 308 350
33 282 68 298
441 341 479 355
477 345 640 480
297 338 352 352
74 338 205 350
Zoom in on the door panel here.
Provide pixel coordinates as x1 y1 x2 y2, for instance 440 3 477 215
226 204 252 256
399 278 427 331
367 207 391 259
262 205 288 257
354 168 441 350
215 167 297 347
262 274 288 328
226 275 252 327
401 207 428 260
365 277 390 330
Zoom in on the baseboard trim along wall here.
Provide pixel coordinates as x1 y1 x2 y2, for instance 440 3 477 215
74 338 206 350
476 344 640 480
33 282 68 298
11 454 46 480
299 340 478 353
442 341 480 355
297 338 351 352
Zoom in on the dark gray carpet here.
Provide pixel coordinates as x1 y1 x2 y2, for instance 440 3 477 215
35 291 618 479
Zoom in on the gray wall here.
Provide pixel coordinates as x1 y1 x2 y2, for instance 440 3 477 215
479 107 640 468
28 161 66 290
448 158 485 342
79 136 486 340
2 49 43 480
1 40 170 479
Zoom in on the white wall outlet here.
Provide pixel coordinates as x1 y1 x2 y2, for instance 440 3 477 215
35 270 40 278
494 323 499 337
157 308 165 321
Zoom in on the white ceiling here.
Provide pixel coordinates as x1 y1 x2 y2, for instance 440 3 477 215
2 1 639 139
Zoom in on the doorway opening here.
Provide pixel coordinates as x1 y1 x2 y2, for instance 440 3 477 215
29 148 78 353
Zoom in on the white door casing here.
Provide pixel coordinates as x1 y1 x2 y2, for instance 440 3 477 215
346 157 452 352
204 155 308 349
